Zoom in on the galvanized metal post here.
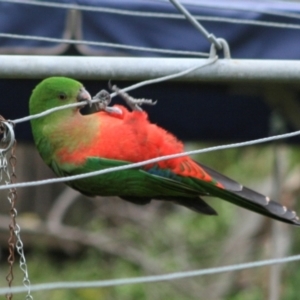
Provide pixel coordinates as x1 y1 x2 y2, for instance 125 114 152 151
1 56 300 83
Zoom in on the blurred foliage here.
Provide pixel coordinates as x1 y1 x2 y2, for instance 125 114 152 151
0 143 300 300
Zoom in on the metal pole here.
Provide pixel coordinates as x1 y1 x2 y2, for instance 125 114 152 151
1 55 300 83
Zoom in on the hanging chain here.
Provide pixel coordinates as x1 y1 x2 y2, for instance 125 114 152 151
6 140 17 300
0 118 15 300
0 118 33 300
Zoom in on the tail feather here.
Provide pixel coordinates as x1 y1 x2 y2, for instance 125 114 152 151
120 195 218 215
195 162 300 226
173 197 218 215
198 162 242 191
234 186 269 206
234 189 299 225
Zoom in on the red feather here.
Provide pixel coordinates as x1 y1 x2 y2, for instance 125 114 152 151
57 105 219 185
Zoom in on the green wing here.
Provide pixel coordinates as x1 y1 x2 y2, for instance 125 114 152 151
50 157 300 225
51 157 202 198
51 156 217 215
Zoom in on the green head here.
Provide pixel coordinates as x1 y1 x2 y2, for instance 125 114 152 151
29 77 91 116
29 77 92 164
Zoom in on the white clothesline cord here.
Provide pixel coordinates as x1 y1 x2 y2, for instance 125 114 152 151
1 128 300 191
0 33 209 57
0 253 299 295
1 0 300 22
12 57 217 124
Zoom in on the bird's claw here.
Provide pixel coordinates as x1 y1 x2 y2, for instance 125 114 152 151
93 90 111 111
105 106 123 114
93 89 122 115
92 83 157 114
109 83 157 111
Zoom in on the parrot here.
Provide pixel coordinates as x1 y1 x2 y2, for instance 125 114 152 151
29 77 300 226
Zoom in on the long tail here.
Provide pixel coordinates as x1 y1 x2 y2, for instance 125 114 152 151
197 163 300 226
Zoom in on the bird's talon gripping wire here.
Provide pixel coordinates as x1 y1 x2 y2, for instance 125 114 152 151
93 90 122 115
109 83 157 111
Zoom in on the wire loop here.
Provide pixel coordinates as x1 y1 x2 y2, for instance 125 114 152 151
210 38 231 59
0 121 15 154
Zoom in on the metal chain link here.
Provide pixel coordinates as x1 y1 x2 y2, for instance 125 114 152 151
15 223 33 300
0 119 33 300
10 142 33 300
0 117 14 300
3 151 15 300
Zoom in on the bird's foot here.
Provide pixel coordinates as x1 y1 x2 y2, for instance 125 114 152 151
93 90 122 114
93 90 111 110
110 83 157 111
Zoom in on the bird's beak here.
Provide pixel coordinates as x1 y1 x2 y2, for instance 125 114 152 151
77 87 92 107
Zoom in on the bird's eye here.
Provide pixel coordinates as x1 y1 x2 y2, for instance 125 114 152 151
58 93 67 100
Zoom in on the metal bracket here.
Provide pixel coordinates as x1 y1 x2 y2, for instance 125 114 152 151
0 121 15 154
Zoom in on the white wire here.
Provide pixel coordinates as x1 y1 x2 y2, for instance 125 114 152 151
0 253 299 295
0 33 208 57
1 0 300 28
12 57 217 124
194 15 300 30
1 0 300 21
158 0 300 20
1 128 300 191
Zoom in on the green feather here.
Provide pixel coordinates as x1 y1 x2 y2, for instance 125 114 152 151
52 157 201 198
29 77 83 164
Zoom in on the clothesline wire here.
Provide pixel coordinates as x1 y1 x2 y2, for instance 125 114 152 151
1 0 300 31
1 0 300 22
0 33 209 57
1 0 300 59
0 253 299 295
11 57 217 125
194 15 300 30
1 125 300 191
